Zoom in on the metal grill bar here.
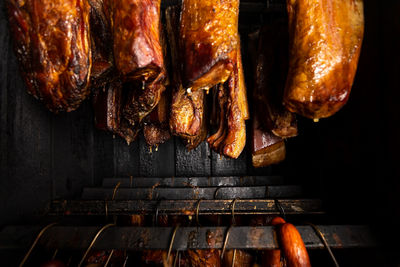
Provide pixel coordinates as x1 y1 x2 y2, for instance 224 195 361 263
0 225 375 250
50 199 323 216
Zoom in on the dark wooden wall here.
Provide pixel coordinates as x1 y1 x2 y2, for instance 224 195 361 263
0 4 398 263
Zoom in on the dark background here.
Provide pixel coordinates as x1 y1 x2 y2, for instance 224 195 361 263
0 0 399 265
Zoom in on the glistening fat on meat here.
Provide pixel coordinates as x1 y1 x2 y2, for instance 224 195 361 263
284 0 364 120
180 0 239 91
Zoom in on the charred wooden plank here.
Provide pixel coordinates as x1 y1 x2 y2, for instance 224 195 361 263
81 186 303 200
101 176 284 188
0 225 376 250
50 199 322 216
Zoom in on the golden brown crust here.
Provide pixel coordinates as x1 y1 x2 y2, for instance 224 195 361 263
7 0 91 113
110 0 164 82
284 0 364 119
180 0 239 90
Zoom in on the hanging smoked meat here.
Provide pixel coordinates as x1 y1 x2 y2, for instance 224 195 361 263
92 81 140 144
88 0 115 88
166 5 207 150
110 0 164 83
123 73 166 127
180 0 239 91
143 91 171 147
284 0 364 120
208 40 248 159
248 30 286 168
255 23 297 138
252 117 286 168
6 0 91 113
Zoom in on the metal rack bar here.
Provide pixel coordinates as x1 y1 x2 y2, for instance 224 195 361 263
50 199 323 216
0 225 375 250
102 176 284 188
81 186 303 200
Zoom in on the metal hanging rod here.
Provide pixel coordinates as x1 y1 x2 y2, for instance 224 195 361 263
0 225 375 251
50 199 323 216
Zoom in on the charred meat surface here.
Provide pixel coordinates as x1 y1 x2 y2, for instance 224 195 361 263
284 0 364 119
143 91 171 147
180 0 239 91
110 0 164 82
7 0 92 112
123 73 166 126
255 23 297 138
93 81 139 144
88 0 115 87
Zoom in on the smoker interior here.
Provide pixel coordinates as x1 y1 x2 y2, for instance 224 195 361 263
0 0 399 266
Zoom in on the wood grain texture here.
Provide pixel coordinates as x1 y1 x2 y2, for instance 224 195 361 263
211 149 247 176
175 139 211 176
113 135 140 177
52 103 94 199
0 1 52 226
139 134 175 177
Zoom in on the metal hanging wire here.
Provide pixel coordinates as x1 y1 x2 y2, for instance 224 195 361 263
19 222 58 267
167 225 180 263
307 223 340 267
77 223 115 267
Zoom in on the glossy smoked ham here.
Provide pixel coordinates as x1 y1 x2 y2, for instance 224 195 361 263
180 0 239 91
109 0 164 83
7 0 91 113
284 0 364 120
